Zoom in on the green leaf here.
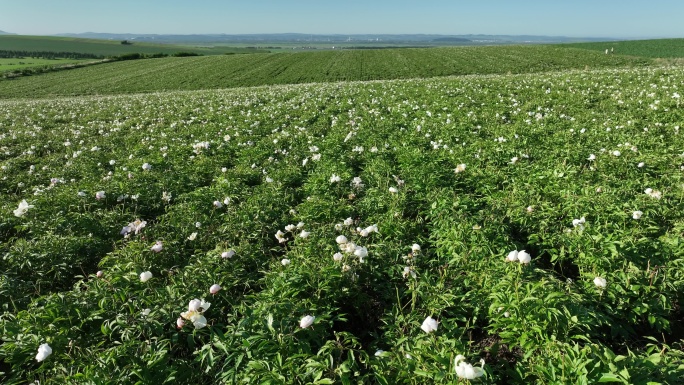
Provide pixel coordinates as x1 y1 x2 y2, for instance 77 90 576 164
314 379 334 385
597 373 622 383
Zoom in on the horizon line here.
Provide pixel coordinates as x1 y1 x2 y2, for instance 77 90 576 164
3 31 679 40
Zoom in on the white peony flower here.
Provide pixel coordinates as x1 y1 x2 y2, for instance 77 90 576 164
506 250 519 262
354 246 368 261
506 250 530 264
142 163 152 171
594 276 607 289
644 188 662 199
299 230 310 238
389 187 398 194
210 284 221 294
454 163 467 173
95 191 106 200
403 266 417 279
187 298 209 312
300 315 315 328
352 177 364 188
411 244 421 253
632 210 643 219
587 154 596 161
187 232 198 241
151 241 163 253
13 199 34 217
200 299 211 311
221 250 235 259
572 217 586 228
333 252 343 262
281 258 291 266
191 314 207 329
35 343 52 362
336 235 348 244
139 271 153 282
517 250 531 264
454 355 485 380
421 316 439 333
330 174 341 183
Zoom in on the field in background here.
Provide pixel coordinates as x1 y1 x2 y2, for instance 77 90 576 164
0 46 649 99
561 38 684 58
0 35 268 57
0 57 91 71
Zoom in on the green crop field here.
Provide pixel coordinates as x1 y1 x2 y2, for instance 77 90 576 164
0 35 268 57
0 57 92 71
0 45 650 99
561 38 684 58
1 61 683 383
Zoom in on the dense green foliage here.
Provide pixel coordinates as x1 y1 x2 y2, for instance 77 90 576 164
0 35 267 57
561 38 684 58
0 46 649 99
1 65 683 383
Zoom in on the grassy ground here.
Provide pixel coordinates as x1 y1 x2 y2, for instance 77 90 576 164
0 45 650 99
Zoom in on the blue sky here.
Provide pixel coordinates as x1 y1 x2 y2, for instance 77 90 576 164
1 0 682 38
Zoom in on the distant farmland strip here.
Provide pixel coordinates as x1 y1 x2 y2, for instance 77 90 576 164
0 35 267 57
0 46 649 99
559 38 684 58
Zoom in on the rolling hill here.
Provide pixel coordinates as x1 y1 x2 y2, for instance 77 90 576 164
0 35 266 57
0 45 649 99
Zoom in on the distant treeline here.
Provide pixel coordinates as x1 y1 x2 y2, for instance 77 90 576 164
113 52 201 61
0 50 102 59
0 50 203 61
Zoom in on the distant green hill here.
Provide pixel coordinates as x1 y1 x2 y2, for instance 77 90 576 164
0 45 650 99
559 38 684 58
0 35 267 57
